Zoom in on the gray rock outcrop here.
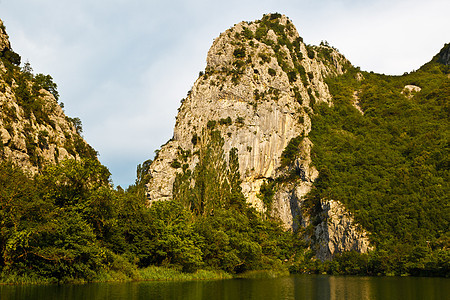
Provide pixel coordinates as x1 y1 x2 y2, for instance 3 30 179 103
0 19 96 174
145 14 372 260
312 199 372 260
0 20 11 52
147 15 345 204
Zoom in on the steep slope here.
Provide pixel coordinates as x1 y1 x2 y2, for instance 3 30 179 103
145 14 371 260
0 19 97 174
435 43 450 66
308 43 449 264
420 43 450 73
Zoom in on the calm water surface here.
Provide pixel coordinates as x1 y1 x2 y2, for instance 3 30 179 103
1 275 448 300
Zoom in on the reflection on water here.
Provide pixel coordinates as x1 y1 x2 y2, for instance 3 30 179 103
1 275 449 300
329 276 372 300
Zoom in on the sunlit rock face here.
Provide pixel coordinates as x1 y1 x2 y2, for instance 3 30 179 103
0 18 97 175
311 199 373 260
0 20 11 52
145 14 371 260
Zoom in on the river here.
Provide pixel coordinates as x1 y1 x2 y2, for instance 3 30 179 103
1 275 448 300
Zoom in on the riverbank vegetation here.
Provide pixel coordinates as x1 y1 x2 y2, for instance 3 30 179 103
0 149 298 284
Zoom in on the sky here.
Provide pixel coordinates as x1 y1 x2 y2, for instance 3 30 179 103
1 0 449 188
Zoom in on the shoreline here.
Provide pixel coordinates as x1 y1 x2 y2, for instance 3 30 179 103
1 266 447 286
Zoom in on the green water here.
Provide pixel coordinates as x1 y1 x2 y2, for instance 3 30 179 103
1 275 448 300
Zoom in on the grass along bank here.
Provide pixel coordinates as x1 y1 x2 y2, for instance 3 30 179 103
0 266 234 285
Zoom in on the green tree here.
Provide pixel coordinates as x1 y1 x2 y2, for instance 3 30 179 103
36 158 111 208
0 162 42 270
172 128 294 273
146 200 203 272
0 160 115 282
33 73 59 100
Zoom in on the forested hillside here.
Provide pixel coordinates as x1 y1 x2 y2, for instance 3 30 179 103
305 44 449 275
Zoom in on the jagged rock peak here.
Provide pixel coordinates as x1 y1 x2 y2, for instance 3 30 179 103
205 13 348 93
207 14 298 70
146 13 348 210
144 13 371 260
0 19 11 52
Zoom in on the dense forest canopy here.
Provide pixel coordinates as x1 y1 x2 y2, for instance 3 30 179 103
305 50 449 275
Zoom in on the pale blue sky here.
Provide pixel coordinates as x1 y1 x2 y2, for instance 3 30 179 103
1 0 448 187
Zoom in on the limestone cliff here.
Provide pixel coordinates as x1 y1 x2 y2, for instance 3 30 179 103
0 19 97 174
145 14 371 260
0 20 11 52
309 199 372 260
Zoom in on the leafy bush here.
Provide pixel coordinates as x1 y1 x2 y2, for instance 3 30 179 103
67 117 83 135
255 26 268 41
207 120 217 129
233 48 246 59
33 73 59 100
306 46 315 59
280 136 303 168
287 71 297 82
268 68 276 76
242 27 254 40
191 133 199 146
259 52 271 63
1 49 21 66
293 87 303 104
258 180 276 213
219 117 232 125
170 159 181 169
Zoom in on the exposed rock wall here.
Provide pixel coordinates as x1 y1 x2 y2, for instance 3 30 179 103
147 14 346 204
270 137 318 230
0 20 11 52
312 199 372 260
145 14 372 260
0 18 96 174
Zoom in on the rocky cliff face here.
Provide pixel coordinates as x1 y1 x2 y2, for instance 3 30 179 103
0 19 97 174
0 20 11 52
145 14 371 260
309 199 373 260
437 43 450 66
